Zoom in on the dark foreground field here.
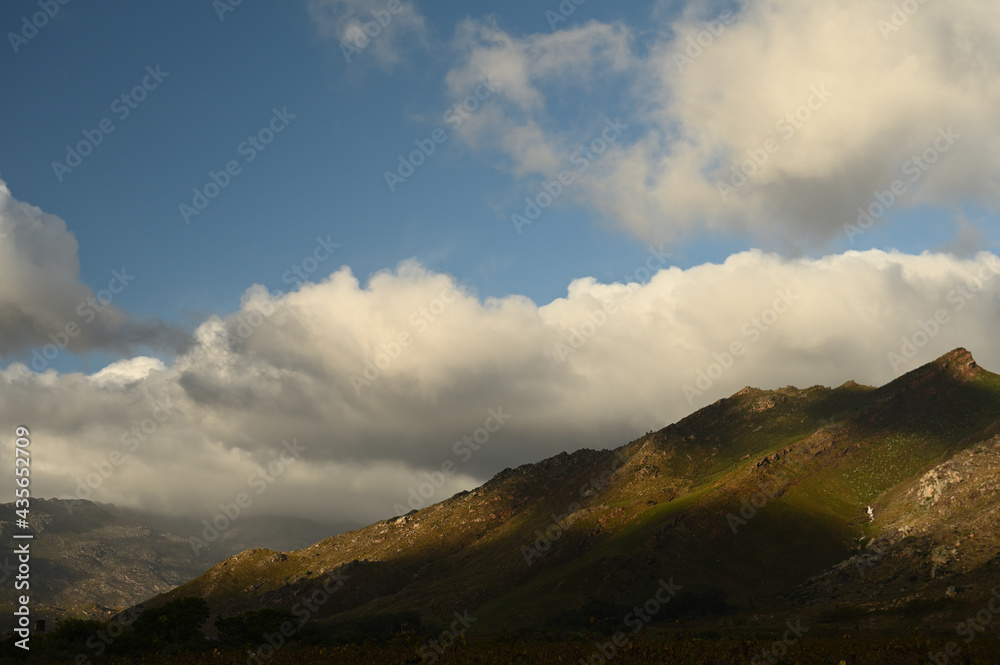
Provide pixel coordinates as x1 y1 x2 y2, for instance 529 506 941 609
7 638 1000 665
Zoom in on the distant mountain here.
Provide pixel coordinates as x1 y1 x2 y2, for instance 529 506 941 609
133 347 1000 638
0 500 352 624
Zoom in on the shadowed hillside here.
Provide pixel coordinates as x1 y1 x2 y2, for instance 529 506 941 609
129 348 1000 641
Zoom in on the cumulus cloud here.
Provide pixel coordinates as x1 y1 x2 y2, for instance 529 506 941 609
309 0 429 69
88 357 167 389
6 250 1000 525
445 0 1000 246
0 180 191 359
445 19 633 169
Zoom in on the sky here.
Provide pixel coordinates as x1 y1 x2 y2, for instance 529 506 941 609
0 0 998 527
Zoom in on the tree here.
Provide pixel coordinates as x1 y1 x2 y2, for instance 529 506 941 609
117 597 210 653
216 608 298 646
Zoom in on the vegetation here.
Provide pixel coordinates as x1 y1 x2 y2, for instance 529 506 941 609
215 608 299 647
0 598 210 662
4 635 1000 664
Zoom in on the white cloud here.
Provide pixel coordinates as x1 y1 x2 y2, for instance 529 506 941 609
445 0 1000 246
88 357 166 389
309 0 429 70
6 250 1000 525
0 180 190 359
445 19 633 173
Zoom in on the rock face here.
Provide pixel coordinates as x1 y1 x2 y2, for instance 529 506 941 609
0 500 195 623
798 435 1000 615
915 467 964 506
941 347 980 377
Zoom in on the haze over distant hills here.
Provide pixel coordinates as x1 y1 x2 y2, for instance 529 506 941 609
0 500 355 624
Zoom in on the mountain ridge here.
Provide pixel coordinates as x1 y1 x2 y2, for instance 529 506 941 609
126 347 1000 639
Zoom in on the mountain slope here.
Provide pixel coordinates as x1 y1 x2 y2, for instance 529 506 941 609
135 348 1000 636
0 500 351 624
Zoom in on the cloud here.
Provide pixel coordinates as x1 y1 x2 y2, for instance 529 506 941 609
0 180 191 359
88 357 167 389
936 214 991 258
445 19 633 170
445 0 1000 247
7 250 1000 525
309 0 429 70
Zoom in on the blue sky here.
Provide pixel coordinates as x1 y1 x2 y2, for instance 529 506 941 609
1 0 998 522
3 0 992 375
2 0 659 371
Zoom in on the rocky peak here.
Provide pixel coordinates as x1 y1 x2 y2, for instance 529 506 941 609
935 347 979 377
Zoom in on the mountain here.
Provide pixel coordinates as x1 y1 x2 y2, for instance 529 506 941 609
0 500 352 624
94 349 1000 637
